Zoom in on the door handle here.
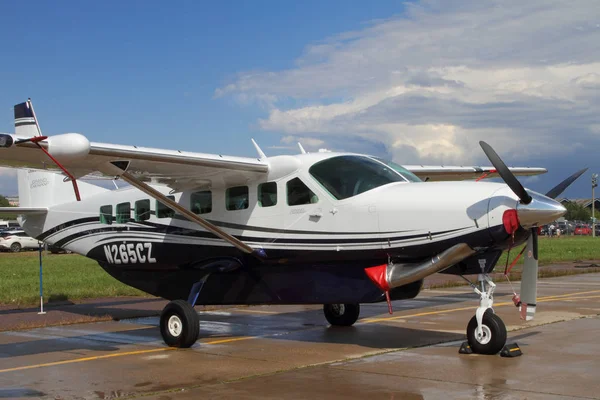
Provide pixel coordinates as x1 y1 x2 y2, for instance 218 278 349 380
309 212 322 218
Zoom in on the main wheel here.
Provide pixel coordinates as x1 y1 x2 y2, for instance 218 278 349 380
323 303 360 326
467 310 507 355
160 300 200 348
10 242 21 253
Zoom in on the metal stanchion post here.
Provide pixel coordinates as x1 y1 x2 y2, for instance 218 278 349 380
38 242 46 315
593 174 598 238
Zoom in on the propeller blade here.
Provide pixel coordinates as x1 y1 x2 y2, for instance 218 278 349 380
479 141 532 204
545 168 588 199
15 138 33 144
519 228 538 321
14 136 47 145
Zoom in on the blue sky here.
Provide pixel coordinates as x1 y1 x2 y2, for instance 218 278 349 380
1 0 599 197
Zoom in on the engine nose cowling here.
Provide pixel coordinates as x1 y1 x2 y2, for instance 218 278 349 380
517 190 567 228
488 186 567 232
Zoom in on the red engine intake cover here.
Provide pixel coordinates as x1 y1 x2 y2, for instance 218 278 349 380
503 209 520 235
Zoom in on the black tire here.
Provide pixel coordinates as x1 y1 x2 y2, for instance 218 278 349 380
466 310 507 355
323 303 360 326
159 300 200 348
10 242 21 253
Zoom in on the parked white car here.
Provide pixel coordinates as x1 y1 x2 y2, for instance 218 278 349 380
0 229 40 252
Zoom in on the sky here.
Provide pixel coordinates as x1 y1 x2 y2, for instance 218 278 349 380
0 0 599 198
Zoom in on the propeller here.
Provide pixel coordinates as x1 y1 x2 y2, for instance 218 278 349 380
545 168 588 199
14 136 47 145
479 141 588 321
479 141 532 204
519 227 538 320
519 168 587 320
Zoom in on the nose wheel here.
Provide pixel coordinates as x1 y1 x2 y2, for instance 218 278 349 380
464 274 507 355
467 309 507 354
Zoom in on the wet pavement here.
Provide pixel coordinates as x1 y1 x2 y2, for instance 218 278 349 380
1 273 600 399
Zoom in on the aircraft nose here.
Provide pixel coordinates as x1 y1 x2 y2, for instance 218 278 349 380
517 191 567 228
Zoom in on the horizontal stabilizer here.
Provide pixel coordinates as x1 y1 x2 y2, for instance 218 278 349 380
0 207 48 215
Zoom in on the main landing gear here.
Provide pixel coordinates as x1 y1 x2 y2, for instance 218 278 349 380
323 303 360 326
465 274 507 355
159 276 208 348
160 300 200 348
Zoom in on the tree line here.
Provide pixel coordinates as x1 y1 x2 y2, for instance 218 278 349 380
564 202 599 222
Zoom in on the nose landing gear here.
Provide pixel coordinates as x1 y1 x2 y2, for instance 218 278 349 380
464 274 507 355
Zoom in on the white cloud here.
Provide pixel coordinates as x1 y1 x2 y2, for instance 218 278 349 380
281 136 324 148
218 0 600 165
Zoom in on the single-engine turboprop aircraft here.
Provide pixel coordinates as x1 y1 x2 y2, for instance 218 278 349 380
0 100 586 355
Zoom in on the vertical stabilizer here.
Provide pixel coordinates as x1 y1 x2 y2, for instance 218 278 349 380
14 101 39 138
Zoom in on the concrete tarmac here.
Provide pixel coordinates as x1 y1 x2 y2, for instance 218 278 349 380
1 273 600 399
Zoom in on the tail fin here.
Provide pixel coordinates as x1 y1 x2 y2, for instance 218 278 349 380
17 170 108 208
14 100 40 138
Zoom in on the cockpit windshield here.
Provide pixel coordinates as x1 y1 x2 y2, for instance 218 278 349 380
373 157 422 183
309 155 407 200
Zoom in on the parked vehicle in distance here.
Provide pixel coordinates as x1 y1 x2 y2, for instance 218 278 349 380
574 224 592 235
0 229 40 252
0 220 20 229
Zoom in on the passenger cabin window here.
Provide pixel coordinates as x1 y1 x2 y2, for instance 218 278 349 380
135 199 151 221
258 182 277 207
116 202 131 224
191 191 212 214
226 186 249 210
100 205 113 225
156 195 175 218
287 178 318 206
309 155 405 200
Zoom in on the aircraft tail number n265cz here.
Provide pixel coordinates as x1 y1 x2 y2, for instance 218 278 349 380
103 243 157 265
0 99 585 354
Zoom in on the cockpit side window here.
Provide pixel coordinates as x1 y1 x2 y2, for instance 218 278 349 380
309 155 405 200
287 178 318 206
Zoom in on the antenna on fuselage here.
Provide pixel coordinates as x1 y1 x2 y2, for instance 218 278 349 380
298 142 307 154
251 138 267 160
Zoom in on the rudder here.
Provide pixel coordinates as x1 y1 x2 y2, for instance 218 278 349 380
14 101 39 138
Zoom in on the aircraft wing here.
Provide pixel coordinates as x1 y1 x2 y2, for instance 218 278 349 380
0 134 269 191
404 165 546 182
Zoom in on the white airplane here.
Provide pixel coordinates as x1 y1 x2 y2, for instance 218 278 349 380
0 100 585 354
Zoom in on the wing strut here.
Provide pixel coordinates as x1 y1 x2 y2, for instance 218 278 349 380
117 170 262 258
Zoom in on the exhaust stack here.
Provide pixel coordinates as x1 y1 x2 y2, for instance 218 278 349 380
365 243 476 291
